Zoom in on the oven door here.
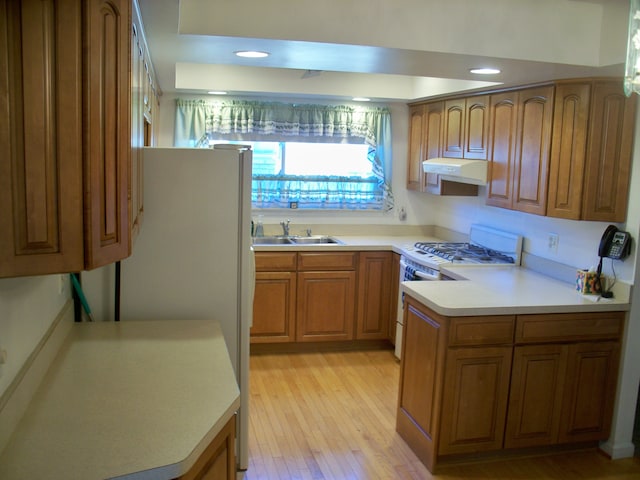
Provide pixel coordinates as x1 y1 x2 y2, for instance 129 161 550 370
394 258 440 360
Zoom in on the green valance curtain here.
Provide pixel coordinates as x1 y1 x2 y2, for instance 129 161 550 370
174 99 394 210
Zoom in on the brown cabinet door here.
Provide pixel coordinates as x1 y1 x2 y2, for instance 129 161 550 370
396 300 447 472
487 92 518 209
558 341 620 443
252 271 297 343
505 344 568 449
487 86 553 215
546 82 590 220
356 252 392 340
296 271 356 341
438 345 513 455
178 415 236 480
388 253 401 344
407 101 445 194
582 81 637 222
423 102 445 194
465 95 489 160
512 86 554 216
407 104 425 191
443 96 489 160
443 98 465 158
84 0 132 269
130 20 145 243
0 0 84 277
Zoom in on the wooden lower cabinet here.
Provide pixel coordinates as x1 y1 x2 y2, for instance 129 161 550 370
439 346 513 455
176 415 236 480
558 341 620 443
251 252 297 343
396 300 448 471
389 253 401 344
505 344 568 448
297 270 356 341
397 296 623 472
356 251 392 340
252 271 297 343
253 251 396 345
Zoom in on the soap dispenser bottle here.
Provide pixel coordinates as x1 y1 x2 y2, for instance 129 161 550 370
254 215 264 237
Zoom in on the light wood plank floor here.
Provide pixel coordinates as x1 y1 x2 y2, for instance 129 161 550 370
244 347 640 480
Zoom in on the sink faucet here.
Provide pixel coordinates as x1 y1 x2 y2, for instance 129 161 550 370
280 219 290 236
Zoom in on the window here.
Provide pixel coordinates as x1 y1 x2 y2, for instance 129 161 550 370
212 140 383 209
175 99 393 210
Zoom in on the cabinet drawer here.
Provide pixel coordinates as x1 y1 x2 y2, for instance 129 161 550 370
448 316 515 346
515 312 624 344
297 252 357 271
255 252 297 271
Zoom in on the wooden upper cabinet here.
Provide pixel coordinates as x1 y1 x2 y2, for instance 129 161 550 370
582 81 637 222
131 20 144 243
407 104 425 191
546 82 591 220
487 86 553 216
487 92 518 209
512 86 554 215
443 96 489 160
84 0 132 269
423 102 445 192
547 80 636 222
0 0 138 278
417 100 479 196
443 98 465 158
0 0 85 277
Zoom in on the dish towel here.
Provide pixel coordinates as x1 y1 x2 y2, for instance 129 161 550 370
401 265 417 307
404 265 417 281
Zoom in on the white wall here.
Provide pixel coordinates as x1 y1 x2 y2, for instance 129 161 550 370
0 275 71 397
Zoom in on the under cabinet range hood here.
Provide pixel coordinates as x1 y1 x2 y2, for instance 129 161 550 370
422 158 488 185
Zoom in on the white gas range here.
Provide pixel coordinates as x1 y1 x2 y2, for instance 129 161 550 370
394 224 523 359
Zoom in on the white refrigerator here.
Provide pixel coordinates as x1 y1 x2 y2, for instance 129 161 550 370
120 145 253 470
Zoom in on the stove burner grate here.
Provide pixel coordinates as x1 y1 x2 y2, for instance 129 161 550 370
413 242 515 264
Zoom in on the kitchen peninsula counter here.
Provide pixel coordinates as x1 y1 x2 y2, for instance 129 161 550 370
403 265 630 316
0 319 240 480
254 232 631 314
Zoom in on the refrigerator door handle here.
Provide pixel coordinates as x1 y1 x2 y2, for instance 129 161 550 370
248 247 255 328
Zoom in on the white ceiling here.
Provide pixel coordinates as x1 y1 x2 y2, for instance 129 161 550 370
138 0 629 103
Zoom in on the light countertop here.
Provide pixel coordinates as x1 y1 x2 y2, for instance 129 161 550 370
403 265 630 316
253 234 442 253
0 320 240 480
255 233 631 315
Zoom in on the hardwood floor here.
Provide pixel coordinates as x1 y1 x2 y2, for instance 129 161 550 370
244 347 640 480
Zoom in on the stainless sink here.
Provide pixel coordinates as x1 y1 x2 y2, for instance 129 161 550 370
290 236 342 245
252 236 293 245
252 235 342 245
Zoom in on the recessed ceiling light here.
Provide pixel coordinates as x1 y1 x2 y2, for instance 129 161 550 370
207 91 228 95
235 50 270 58
352 97 371 102
470 68 501 75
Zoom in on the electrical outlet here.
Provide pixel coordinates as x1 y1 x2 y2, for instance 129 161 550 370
547 233 559 254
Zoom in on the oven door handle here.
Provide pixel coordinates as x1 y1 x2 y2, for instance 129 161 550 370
400 259 440 281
